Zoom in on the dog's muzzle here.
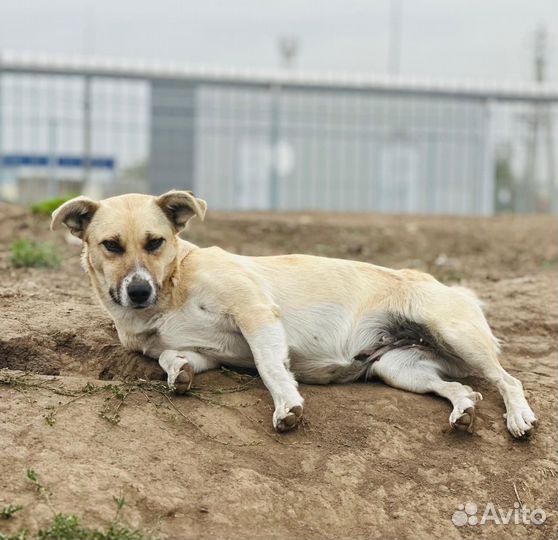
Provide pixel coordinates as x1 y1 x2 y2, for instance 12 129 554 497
118 269 157 309
127 277 153 307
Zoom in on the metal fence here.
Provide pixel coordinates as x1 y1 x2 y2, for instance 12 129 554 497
1 52 557 214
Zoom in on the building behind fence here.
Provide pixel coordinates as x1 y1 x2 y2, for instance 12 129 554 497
0 52 556 214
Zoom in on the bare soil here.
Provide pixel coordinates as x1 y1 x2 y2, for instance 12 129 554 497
0 204 556 540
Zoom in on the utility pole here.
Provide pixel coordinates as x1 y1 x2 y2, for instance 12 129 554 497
522 25 556 212
278 36 299 71
82 3 96 56
537 27 557 212
388 0 402 76
269 37 300 210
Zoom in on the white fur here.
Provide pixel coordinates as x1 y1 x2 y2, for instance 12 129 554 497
159 350 188 390
246 322 304 430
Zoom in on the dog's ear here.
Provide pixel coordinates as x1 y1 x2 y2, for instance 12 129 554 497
50 196 100 239
156 190 207 233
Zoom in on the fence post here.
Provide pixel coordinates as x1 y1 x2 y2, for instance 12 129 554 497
480 99 495 215
544 105 557 213
269 81 281 210
82 75 93 195
47 119 58 198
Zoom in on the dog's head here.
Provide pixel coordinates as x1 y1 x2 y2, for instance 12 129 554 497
51 190 206 310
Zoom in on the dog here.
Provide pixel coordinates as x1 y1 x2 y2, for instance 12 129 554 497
51 190 537 437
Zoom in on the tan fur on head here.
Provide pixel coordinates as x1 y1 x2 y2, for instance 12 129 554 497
50 190 208 310
50 196 100 239
156 190 207 233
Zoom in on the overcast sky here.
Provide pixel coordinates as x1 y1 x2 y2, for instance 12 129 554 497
1 0 557 82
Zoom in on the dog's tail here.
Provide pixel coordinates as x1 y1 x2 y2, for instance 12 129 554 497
450 285 486 312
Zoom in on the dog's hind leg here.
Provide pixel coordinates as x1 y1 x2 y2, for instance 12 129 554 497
434 322 536 438
368 348 483 432
421 287 537 438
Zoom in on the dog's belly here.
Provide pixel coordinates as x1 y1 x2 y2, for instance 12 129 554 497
279 303 369 384
198 334 256 368
153 303 397 383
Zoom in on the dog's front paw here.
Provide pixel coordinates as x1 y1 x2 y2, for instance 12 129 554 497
173 361 194 395
273 404 303 433
505 406 537 439
159 350 194 394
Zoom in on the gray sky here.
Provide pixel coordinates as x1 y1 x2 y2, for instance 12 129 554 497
1 0 557 82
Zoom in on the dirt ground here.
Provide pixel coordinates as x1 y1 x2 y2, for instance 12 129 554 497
0 203 556 540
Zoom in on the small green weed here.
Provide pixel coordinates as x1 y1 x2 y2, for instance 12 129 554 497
35 513 143 540
0 471 145 540
9 240 61 269
0 506 22 520
30 196 76 217
42 382 101 427
0 514 146 540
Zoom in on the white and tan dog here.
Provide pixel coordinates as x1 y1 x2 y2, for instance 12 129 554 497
51 190 537 437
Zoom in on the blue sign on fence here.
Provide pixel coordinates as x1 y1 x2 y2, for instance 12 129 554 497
1 154 116 169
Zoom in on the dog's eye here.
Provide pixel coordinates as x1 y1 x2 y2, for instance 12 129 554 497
102 240 124 254
145 238 164 253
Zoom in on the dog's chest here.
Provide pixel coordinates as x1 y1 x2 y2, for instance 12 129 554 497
117 302 251 361
117 324 161 357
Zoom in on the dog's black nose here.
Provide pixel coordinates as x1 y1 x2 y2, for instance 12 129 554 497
127 279 152 305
